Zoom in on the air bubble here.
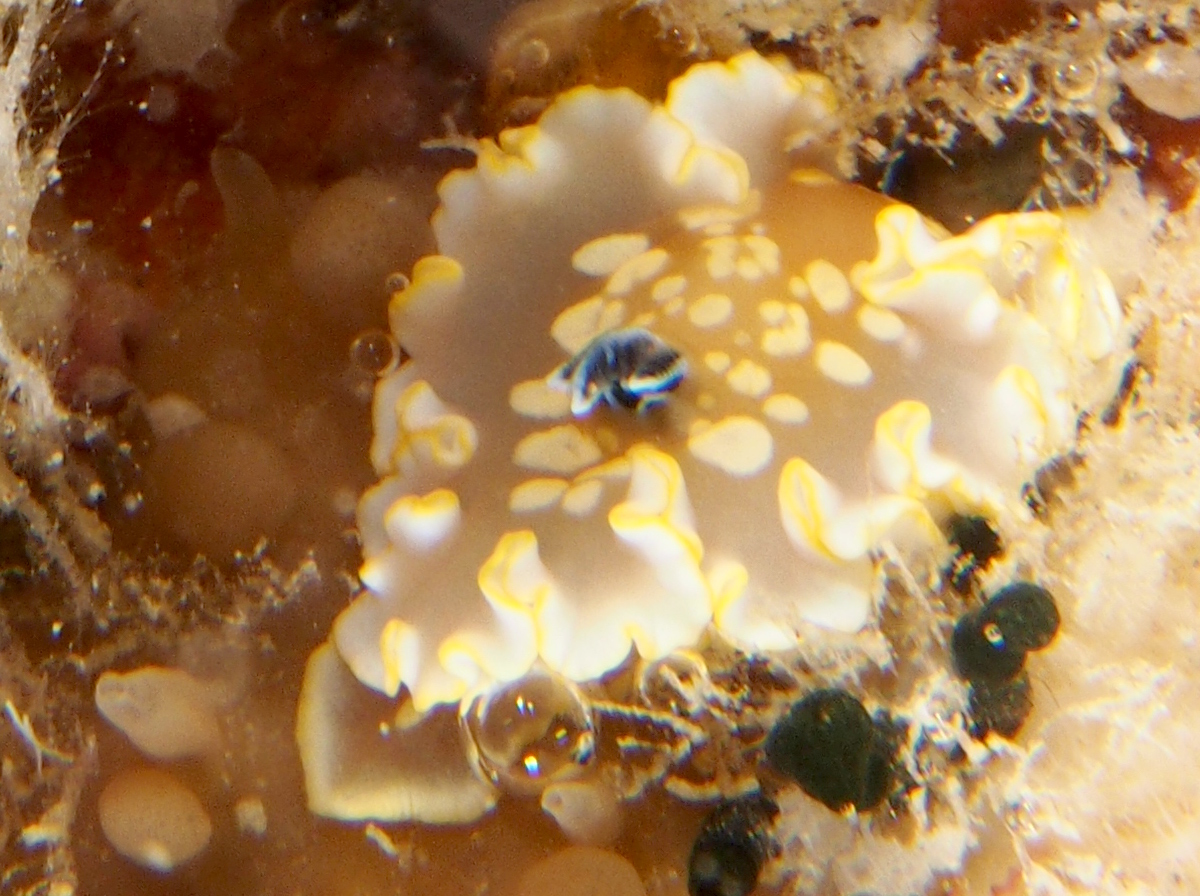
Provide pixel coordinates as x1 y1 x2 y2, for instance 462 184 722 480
977 57 1031 111
1064 158 1101 199
349 330 399 377
385 272 410 292
1027 98 1051 125
463 669 596 796
1052 60 1099 101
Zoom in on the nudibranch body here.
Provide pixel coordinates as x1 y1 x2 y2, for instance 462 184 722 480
298 52 1120 822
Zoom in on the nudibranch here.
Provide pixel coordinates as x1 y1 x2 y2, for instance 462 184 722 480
297 52 1120 823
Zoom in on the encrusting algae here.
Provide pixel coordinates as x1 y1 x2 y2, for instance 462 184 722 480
296 51 1124 826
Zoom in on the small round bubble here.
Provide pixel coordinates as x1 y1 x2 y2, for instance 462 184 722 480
1027 97 1051 125
385 271 410 292
977 56 1031 111
463 669 596 796
1064 158 1101 200
1052 60 1099 101
350 330 400 378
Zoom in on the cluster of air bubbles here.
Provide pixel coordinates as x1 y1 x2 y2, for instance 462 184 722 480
976 52 1101 113
1039 135 1108 207
462 668 597 796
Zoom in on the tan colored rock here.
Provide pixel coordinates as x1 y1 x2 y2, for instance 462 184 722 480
98 768 212 872
95 666 223 761
514 846 646 896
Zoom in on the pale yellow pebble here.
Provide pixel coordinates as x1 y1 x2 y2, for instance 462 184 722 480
561 479 605 516
688 416 774 476
511 379 572 419
99 769 212 872
758 299 787 325
760 304 811 358
550 297 625 354
510 478 569 513
702 236 739 280
95 667 223 761
787 274 810 300
605 248 670 296
742 234 781 277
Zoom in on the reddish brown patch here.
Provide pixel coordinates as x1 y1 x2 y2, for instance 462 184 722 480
936 0 1042 59
39 73 230 289
1115 96 1200 210
56 274 158 401
224 0 474 182
484 1 703 131
32 0 474 301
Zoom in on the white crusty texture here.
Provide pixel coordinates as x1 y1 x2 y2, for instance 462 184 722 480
329 52 1119 719
999 420 1200 896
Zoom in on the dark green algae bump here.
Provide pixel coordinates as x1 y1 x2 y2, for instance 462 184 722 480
953 582 1061 739
687 793 779 896
952 582 1061 685
763 688 896 813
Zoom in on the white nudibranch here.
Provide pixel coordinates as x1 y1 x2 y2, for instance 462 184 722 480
297 52 1122 825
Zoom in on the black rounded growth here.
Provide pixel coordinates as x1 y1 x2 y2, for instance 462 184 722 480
946 514 1003 569
982 582 1060 653
952 608 1027 685
687 794 778 896
764 689 894 812
969 672 1034 740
